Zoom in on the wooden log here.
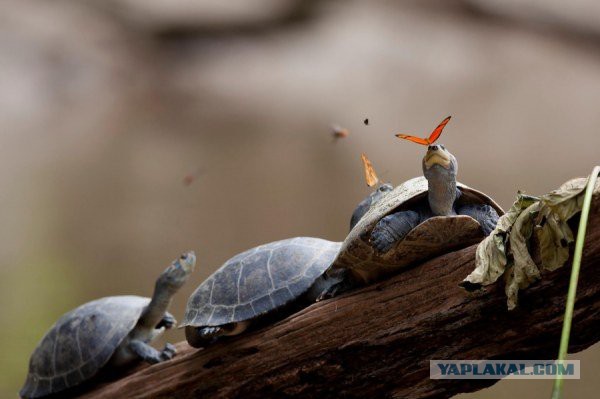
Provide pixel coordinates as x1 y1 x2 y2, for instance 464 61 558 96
81 197 600 399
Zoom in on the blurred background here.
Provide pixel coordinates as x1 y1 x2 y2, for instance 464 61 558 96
1 0 599 398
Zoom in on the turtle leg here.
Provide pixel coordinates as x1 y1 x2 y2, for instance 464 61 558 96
129 340 176 364
456 204 499 236
155 312 176 329
370 210 421 254
316 277 357 301
313 269 361 301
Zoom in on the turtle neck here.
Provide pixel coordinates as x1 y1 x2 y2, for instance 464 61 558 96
426 171 457 216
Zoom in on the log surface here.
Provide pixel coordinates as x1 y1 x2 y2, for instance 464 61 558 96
81 198 600 399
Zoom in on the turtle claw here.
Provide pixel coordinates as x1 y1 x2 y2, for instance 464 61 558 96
157 313 176 329
316 275 356 301
316 285 339 301
199 326 221 339
160 343 177 361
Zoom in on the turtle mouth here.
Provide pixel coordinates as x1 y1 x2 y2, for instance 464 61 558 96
423 148 451 169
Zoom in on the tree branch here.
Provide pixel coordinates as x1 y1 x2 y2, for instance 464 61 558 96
81 196 600 399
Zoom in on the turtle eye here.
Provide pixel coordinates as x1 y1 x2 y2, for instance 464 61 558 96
180 254 187 260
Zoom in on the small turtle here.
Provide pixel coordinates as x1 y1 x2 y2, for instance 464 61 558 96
19 252 196 399
323 144 504 292
181 237 341 347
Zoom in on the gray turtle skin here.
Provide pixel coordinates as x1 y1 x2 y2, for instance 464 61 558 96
20 252 195 399
321 145 504 295
181 237 341 347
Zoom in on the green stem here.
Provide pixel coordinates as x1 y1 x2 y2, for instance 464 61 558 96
551 166 600 399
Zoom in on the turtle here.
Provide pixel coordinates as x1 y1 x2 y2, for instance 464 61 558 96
322 144 504 293
19 251 196 399
181 237 341 347
350 183 394 230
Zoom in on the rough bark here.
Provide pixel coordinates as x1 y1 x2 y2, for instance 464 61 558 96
80 197 600 399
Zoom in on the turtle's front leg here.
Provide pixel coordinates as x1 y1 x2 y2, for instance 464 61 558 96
370 210 421 254
155 312 176 329
456 204 499 236
129 340 176 364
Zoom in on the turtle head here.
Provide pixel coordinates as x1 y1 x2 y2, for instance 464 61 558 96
422 145 458 216
372 183 394 202
158 251 196 293
422 144 457 177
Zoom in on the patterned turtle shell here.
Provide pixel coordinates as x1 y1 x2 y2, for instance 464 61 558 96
20 296 149 399
329 176 504 282
181 237 340 328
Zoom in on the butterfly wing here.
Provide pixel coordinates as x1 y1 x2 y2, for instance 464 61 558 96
395 115 451 146
427 116 451 144
395 134 430 145
360 153 379 187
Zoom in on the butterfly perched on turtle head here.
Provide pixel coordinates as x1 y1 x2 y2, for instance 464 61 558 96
395 116 451 146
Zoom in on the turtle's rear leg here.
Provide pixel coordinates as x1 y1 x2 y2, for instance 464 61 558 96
370 210 421 253
316 279 356 301
314 270 358 301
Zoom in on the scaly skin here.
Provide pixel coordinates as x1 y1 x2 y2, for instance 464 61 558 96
111 252 196 367
422 145 458 216
137 252 196 331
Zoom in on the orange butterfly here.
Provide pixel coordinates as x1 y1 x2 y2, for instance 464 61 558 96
395 116 451 145
331 124 349 140
360 153 379 187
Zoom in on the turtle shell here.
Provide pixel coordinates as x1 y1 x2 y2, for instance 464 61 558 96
330 176 504 282
181 237 341 328
20 296 149 399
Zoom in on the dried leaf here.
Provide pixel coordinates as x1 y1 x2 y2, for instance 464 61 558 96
497 193 539 232
535 208 574 272
463 174 599 310
461 193 537 290
541 177 600 220
461 233 505 291
534 176 600 272
505 202 541 310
